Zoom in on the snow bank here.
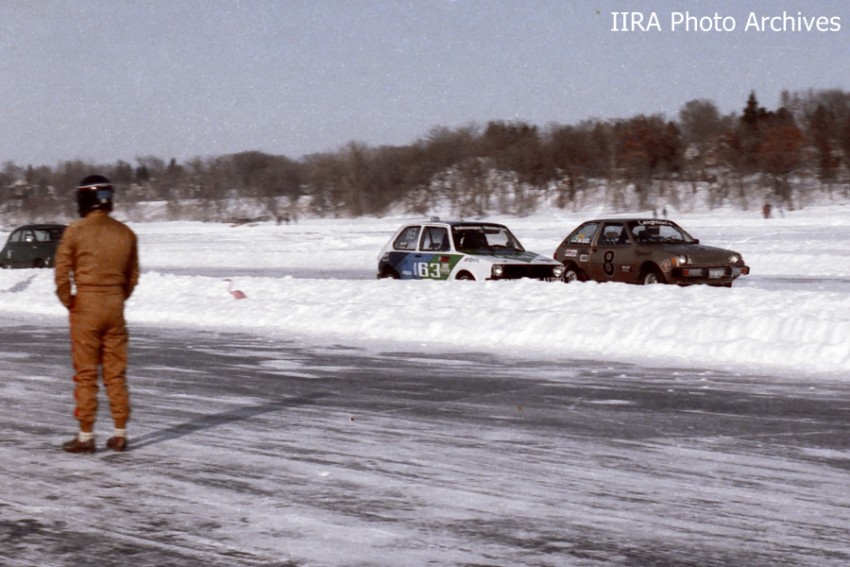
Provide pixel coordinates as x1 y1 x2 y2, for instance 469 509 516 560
1 204 847 377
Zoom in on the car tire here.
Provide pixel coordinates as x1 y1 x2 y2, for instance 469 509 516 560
378 269 400 279
456 272 475 281
640 266 664 285
562 264 586 283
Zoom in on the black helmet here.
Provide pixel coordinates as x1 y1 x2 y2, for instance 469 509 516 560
76 174 114 217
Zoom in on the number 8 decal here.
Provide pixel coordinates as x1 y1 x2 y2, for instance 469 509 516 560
603 250 615 278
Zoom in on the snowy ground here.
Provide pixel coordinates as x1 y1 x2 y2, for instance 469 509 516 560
1 204 848 377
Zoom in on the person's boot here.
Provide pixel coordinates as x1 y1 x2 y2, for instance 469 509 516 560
106 436 127 452
62 436 95 454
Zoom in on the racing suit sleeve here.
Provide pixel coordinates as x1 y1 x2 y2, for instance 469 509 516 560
54 229 76 309
123 234 140 300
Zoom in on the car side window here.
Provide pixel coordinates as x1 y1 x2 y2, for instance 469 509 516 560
567 223 598 244
9 230 23 243
420 226 449 251
599 223 628 246
393 226 421 251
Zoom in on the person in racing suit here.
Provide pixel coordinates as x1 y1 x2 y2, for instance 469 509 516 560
55 175 140 454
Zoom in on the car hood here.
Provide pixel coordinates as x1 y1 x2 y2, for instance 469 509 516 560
468 249 560 265
658 243 742 263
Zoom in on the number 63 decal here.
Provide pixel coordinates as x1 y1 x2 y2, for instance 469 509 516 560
414 262 441 278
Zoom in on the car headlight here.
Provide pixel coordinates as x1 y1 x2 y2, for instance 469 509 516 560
491 264 504 278
552 265 565 278
729 254 740 264
673 255 689 266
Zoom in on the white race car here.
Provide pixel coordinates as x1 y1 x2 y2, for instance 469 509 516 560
377 220 564 281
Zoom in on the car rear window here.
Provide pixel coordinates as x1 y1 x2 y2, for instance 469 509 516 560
566 223 599 244
393 226 421 250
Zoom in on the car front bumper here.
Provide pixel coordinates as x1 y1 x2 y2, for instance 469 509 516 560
489 264 565 281
670 265 750 285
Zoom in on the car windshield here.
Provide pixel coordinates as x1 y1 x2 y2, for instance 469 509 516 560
629 220 695 244
452 224 524 252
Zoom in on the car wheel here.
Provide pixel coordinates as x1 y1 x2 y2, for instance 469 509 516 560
456 272 475 281
640 267 664 285
562 264 586 283
32 259 45 269
378 269 400 279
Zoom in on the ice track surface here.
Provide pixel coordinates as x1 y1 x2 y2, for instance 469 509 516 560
1 322 849 566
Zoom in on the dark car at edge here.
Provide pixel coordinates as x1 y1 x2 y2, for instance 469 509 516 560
0 224 67 269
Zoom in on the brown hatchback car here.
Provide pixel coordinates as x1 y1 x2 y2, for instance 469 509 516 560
554 218 750 287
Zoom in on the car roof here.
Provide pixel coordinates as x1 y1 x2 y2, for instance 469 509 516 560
404 220 507 228
577 218 676 224
12 223 67 230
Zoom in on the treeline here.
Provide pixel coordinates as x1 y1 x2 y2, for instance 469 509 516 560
3 89 850 223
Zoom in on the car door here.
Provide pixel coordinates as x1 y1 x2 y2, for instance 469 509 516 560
412 225 459 280
586 222 636 282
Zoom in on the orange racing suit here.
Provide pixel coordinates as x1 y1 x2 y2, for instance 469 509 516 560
54 210 140 433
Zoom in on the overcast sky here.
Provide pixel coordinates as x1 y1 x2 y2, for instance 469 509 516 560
2 0 849 167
